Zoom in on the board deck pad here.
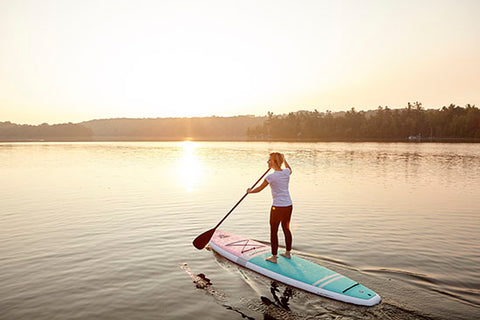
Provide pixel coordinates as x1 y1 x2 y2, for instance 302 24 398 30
209 230 381 306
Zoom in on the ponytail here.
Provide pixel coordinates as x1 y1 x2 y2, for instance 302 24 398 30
269 152 283 168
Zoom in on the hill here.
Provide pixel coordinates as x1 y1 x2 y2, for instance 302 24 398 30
82 115 264 141
2 104 479 142
0 115 265 142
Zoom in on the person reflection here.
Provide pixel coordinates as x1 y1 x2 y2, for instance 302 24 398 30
261 281 293 311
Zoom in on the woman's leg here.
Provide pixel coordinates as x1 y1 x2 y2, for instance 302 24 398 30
269 207 281 256
281 206 293 252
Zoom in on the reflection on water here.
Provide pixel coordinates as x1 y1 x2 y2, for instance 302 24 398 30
177 141 204 192
1 142 479 320
266 281 293 311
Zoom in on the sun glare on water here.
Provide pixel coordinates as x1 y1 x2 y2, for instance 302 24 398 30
177 140 203 192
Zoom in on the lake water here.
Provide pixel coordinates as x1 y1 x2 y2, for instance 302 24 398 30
1 141 479 320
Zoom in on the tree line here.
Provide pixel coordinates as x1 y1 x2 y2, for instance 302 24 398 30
0 122 94 141
2 104 479 142
247 103 480 141
82 115 263 140
0 116 264 141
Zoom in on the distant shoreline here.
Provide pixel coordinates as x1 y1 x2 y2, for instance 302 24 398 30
2 137 479 143
2 104 479 143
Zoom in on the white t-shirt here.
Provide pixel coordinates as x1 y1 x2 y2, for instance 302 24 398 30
265 168 292 207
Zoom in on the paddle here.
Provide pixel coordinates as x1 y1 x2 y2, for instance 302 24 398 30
192 168 270 250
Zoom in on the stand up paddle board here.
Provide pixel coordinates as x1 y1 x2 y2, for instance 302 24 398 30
209 230 381 306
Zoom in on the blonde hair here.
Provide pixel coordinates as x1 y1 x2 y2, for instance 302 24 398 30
269 152 283 168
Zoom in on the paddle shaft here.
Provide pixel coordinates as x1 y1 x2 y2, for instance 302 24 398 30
192 168 271 249
213 168 270 229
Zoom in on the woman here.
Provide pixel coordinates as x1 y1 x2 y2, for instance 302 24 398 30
247 152 293 263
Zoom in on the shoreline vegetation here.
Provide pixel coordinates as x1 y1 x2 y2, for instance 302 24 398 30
1 103 479 143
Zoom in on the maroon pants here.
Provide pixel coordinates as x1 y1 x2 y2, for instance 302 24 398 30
269 205 293 255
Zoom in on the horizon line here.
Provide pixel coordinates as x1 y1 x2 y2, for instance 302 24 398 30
2 102 477 126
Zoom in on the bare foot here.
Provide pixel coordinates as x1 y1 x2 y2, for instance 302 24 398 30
265 255 277 263
280 251 291 259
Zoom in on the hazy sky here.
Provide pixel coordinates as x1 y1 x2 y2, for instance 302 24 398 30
1 0 479 124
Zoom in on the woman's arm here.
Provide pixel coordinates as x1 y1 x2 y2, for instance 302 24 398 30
282 154 292 174
247 179 269 194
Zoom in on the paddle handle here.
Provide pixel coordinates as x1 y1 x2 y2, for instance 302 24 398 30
213 168 270 229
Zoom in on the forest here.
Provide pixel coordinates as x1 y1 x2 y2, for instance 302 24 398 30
0 116 263 141
247 103 480 142
0 122 94 141
1 103 479 142
81 115 263 140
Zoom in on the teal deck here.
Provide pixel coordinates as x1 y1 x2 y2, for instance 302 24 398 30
249 252 376 300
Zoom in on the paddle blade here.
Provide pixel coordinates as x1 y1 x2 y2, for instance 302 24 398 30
193 228 216 250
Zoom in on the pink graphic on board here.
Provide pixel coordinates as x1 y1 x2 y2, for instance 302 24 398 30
210 230 270 260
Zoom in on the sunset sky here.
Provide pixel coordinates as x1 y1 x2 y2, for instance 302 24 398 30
1 0 479 125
